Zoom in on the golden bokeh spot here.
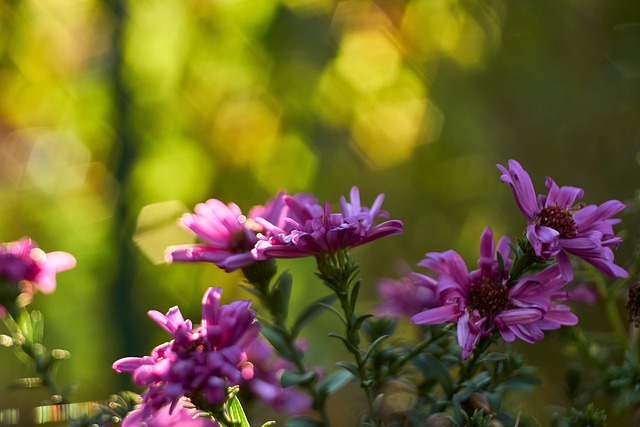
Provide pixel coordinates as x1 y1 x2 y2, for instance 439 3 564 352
253 132 318 194
210 94 281 169
334 29 402 93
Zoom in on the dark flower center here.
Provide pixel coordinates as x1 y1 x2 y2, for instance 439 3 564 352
535 204 578 239
467 277 511 318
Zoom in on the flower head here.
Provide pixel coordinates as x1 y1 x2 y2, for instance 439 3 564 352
497 159 627 281
0 238 76 311
113 288 259 420
165 193 288 272
411 227 577 359
253 186 403 259
375 263 439 318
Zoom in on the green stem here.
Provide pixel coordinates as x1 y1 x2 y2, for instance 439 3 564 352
334 289 379 426
316 250 380 427
243 263 330 426
1 310 67 403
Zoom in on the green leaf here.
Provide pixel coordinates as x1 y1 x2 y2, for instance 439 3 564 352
362 334 389 364
335 361 360 378
316 303 347 325
272 271 293 321
30 310 44 344
291 294 337 338
480 352 509 362
414 354 454 396
352 313 374 333
260 323 295 361
349 279 361 311
226 395 250 427
281 370 317 388
328 332 358 353
317 370 356 399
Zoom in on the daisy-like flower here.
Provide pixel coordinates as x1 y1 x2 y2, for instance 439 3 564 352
253 187 403 259
0 238 76 302
112 288 259 421
411 227 577 359
375 264 439 318
497 159 627 281
165 193 289 272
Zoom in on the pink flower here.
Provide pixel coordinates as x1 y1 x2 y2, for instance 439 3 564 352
254 187 403 258
411 227 577 359
113 288 259 420
165 193 288 272
375 263 439 318
0 238 76 294
497 159 627 281
122 398 219 427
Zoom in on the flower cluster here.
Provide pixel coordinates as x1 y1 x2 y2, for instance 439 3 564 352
165 187 403 270
112 287 259 421
411 227 577 359
406 160 626 359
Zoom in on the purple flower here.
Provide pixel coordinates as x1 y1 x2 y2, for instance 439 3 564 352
411 227 578 359
253 187 403 258
241 337 312 415
497 159 627 281
122 398 219 427
375 263 439 318
0 238 76 294
165 193 288 272
113 288 259 420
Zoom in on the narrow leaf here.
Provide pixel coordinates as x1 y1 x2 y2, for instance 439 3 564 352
272 271 293 321
291 294 337 338
317 303 347 325
260 323 295 361
335 361 360 378
328 332 358 353
226 395 250 427
349 280 361 312
362 334 390 364
352 313 374 333
317 370 357 398
281 370 317 388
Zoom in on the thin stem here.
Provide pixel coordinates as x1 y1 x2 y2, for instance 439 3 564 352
316 250 380 427
334 290 379 425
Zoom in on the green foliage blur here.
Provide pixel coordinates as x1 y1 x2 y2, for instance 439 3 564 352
0 0 639 425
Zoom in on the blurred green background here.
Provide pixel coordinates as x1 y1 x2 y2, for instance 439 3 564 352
1 0 639 425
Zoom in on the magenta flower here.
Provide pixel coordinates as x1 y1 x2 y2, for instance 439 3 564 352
497 159 627 281
241 337 312 415
121 398 219 427
0 238 76 294
165 193 288 272
411 227 578 359
253 187 403 258
113 288 259 420
375 265 439 318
